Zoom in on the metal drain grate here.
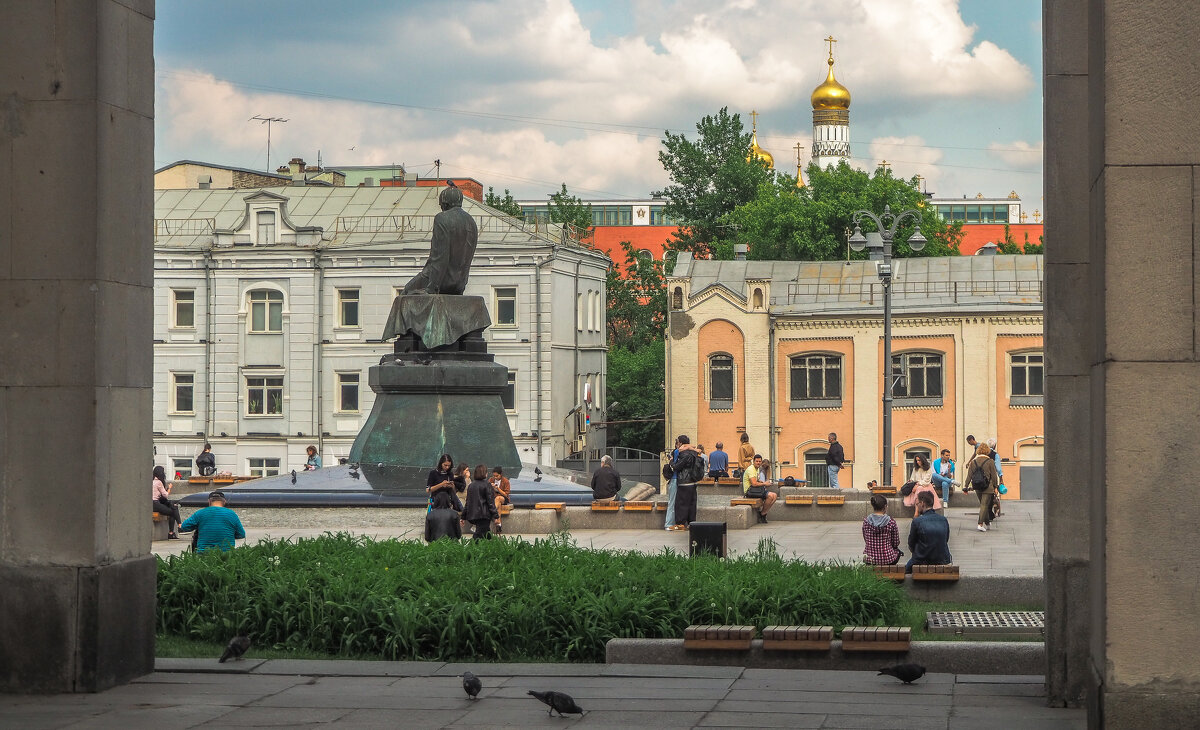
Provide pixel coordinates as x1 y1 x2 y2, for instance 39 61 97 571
926 611 1045 639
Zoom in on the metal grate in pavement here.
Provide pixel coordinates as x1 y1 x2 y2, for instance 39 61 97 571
926 610 1045 639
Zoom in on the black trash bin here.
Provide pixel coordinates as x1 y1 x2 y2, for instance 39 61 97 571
689 521 727 558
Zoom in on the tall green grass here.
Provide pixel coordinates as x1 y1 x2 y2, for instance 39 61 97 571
156 533 905 662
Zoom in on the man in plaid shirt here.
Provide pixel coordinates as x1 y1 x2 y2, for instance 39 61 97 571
862 494 901 565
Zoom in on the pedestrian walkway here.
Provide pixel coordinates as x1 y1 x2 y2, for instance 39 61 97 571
152 502 1043 577
1 660 1083 729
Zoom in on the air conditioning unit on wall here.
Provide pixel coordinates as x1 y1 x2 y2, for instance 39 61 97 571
570 439 585 454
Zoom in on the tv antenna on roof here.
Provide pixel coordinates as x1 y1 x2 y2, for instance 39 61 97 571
249 115 288 172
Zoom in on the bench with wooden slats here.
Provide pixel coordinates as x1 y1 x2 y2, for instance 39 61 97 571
870 486 898 495
623 501 655 511
911 564 961 581
683 624 756 650
590 500 622 511
761 625 833 651
869 564 907 581
212 477 236 485
533 502 565 513
730 498 764 508
654 502 668 512
816 494 846 505
784 495 814 506
498 504 514 516
840 626 912 652
187 476 212 485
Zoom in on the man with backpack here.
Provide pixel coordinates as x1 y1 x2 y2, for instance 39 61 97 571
963 443 1000 532
669 435 705 531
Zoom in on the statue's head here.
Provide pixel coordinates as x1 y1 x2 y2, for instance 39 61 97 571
438 185 464 211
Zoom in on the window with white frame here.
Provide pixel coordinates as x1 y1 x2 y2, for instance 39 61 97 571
338 289 360 328
245 376 284 415
708 354 735 407
248 289 283 333
171 372 194 414
171 457 192 479
1010 351 1044 402
502 371 516 411
891 352 943 404
248 457 281 478
256 211 276 244
789 354 842 406
494 287 517 327
338 372 360 412
172 289 195 328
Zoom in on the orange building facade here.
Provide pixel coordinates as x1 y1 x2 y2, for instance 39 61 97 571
666 254 1045 500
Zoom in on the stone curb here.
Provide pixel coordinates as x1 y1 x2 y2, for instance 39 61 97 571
605 638 1044 675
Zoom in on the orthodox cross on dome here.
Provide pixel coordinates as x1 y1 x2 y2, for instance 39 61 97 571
1033 209 1042 223
749 109 759 132
794 142 807 188
825 35 837 62
878 160 891 172
794 142 805 163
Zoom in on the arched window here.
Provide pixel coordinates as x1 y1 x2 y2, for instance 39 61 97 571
804 447 830 487
636 249 654 260
708 354 735 408
671 286 683 310
248 289 284 333
752 288 764 309
891 351 943 405
790 354 842 407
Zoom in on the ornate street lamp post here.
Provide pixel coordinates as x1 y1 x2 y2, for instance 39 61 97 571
848 205 926 489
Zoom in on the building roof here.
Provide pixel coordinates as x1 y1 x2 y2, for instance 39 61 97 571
154 159 290 180
154 184 603 256
671 253 1043 316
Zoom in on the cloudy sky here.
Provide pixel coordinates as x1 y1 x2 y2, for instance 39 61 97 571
155 0 1043 206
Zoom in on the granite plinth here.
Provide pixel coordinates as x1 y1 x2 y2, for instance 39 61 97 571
381 294 491 350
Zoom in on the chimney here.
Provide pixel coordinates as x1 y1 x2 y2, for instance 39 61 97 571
196 175 212 190
734 243 748 260
977 241 998 256
289 157 305 186
364 177 374 187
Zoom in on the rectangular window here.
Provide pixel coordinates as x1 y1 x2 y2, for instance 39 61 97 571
246 376 284 415
248 457 281 478
256 211 276 244
502 371 516 411
789 355 842 405
1011 352 1044 399
171 457 193 479
892 353 943 404
494 287 517 326
172 372 194 413
249 290 284 333
338 372 360 412
709 355 734 405
172 289 195 328
338 289 360 328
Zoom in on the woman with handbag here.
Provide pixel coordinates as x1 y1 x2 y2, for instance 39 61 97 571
901 454 942 515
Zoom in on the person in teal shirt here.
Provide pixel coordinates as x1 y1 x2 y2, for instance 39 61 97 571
179 491 245 552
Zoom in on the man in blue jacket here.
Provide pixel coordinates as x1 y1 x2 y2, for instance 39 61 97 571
931 448 956 506
906 491 951 573
180 491 246 552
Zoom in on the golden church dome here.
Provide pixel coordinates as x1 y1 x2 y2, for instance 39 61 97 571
745 110 774 168
811 57 850 110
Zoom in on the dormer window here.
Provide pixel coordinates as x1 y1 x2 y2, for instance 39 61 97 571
256 211 277 245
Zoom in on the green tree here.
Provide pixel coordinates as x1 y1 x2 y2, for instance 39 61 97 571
655 107 774 259
606 241 666 349
483 186 524 218
730 161 963 260
1023 233 1044 255
548 183 594 242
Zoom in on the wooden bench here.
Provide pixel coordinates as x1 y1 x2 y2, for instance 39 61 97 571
533 502 565 514
683 625 756 650
870 486 898 495
868 564 907 581
816 494 846 506
212 477 235 486
233 475 256 483
730 498 764 508
623 501 655 511
840 626 912 652
762 625 833 651
654 502 668 512
187 476 212 485
498 504 514 516
911 564 961 581
784 495 814 506
590 500 621 511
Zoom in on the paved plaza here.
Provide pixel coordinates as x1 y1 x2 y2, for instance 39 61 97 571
2 660 1083 729
151 500 1044 577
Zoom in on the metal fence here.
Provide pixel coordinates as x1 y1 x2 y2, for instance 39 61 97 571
783 278 1043 306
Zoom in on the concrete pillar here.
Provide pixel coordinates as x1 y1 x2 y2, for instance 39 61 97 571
0 1 156 692
1045 1 1200 724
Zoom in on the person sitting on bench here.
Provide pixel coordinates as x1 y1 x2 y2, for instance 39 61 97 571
862 495 901 565
707 441 730 480
742 454 778 524
905 491 952 573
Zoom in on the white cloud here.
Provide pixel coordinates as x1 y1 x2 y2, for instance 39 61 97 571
988 140 1043 169
865 135 944 192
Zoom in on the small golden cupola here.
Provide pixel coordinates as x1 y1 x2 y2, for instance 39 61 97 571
746 110 774 169
810 36 852 170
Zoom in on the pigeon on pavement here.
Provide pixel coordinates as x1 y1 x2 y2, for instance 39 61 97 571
219 634 251 663
878 663 926 684
462 671 482 700
528 690 584 717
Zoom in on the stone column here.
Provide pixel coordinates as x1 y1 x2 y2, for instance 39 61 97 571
1046 1 1200 723
0 1 156 692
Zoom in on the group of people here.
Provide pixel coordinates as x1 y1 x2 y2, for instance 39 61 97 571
424 454 512 542
898 434 1004 532
862 492 951 572
151 465 245 551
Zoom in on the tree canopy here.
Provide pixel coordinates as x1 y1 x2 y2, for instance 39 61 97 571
483 186 523 218
548 183 594 242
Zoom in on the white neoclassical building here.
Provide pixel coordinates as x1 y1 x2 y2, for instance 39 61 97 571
152 182 608 478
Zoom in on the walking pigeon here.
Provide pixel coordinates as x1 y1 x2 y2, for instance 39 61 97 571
219 634 251 663
462 671 482 700
528 690 584 717
878 663 926 684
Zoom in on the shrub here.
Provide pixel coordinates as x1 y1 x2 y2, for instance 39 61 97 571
156 533 905 662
